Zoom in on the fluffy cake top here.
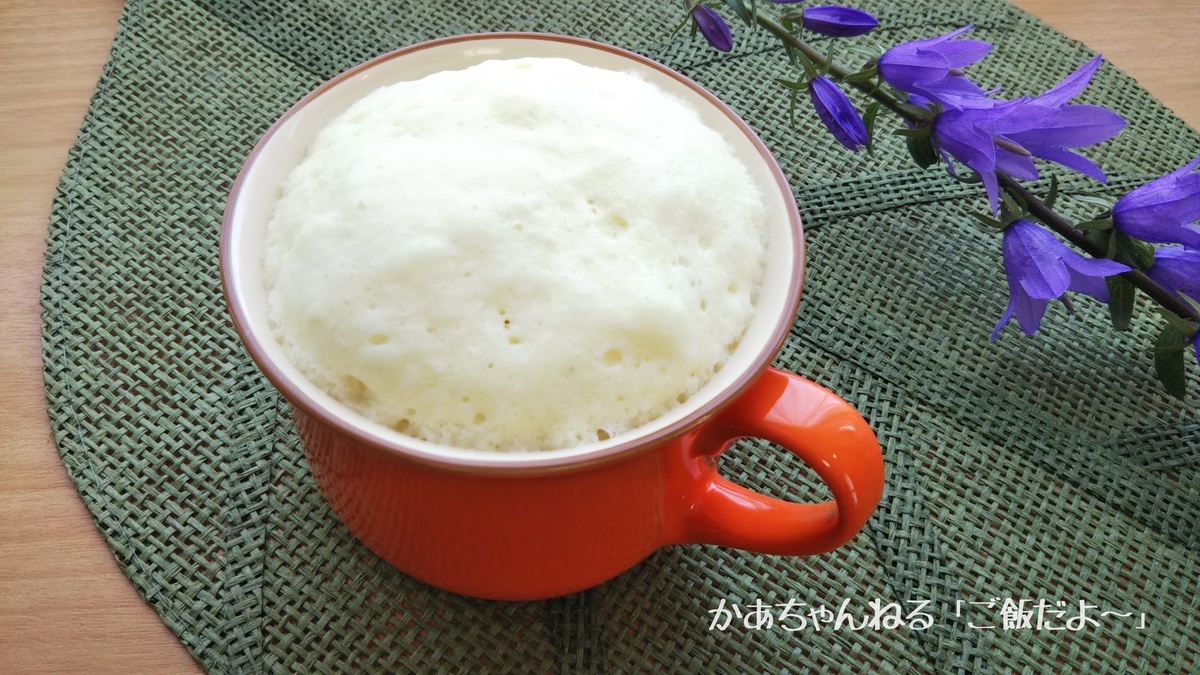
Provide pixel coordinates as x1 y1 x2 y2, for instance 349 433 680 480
264 57 767 451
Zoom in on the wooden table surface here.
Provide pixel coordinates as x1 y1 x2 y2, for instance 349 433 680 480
1 1 1197 671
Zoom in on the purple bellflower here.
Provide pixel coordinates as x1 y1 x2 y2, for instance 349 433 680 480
691 4 733 52
1112 156 1200 248
809 75 869 151
1146 246 1200 305
800 6 878 38
879 26 992 107
931 56 1126 213
992 219 1130 340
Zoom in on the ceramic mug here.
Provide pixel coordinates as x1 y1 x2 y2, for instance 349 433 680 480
221 33 885 601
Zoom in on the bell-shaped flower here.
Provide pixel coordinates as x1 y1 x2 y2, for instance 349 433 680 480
1146 246 1200 305
691 4 733 52
878 26 992 108
1112 156 1200 248
809 75 869 151
931 56 1125 213
800 6 878 37
998 56 1126 182
992 219 1130 340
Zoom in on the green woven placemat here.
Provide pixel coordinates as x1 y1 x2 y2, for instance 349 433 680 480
42 0 1200 671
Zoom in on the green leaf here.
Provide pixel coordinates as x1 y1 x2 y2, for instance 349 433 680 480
1106 276 1135 331
783 41 799 68
1180 294 1200 320
788 47 818 80
968 212 1005 230
1084 228 1112 255
999 189 1027 222
1075 217 1113 231
861 101 881 128
1158 293 1200 339
842 67 878 84
820 47 837 76
841 44 881 61
774 77 806 91
1113 232 1155 270
862 101 881 155
669 10 695 39
724 0 754 27
1105 229 1119 259
892 128 931 139
1154 323 1189 400
1071 194 1114 212
906 134 938 169
897 102 936 122
946 168 982 184
1044 174 1059 209
1157 306 1197 335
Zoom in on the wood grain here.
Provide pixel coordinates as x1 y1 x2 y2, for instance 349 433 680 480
0 1 1196 671
0 1 201 672
1009 0 1200 126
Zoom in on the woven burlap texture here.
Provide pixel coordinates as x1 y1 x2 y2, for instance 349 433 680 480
41 0 1199 672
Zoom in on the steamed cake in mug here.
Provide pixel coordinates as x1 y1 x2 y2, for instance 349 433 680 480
263 57 769 451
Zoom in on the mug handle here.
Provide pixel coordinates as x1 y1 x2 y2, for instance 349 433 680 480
679 367 884 555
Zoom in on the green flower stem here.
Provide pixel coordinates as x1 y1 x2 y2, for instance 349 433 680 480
755 14 910 118
754 11 1200 327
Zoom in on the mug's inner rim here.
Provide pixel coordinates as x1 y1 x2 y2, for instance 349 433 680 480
222 33 803 471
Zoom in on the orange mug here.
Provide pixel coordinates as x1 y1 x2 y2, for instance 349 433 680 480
221 33 884 601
